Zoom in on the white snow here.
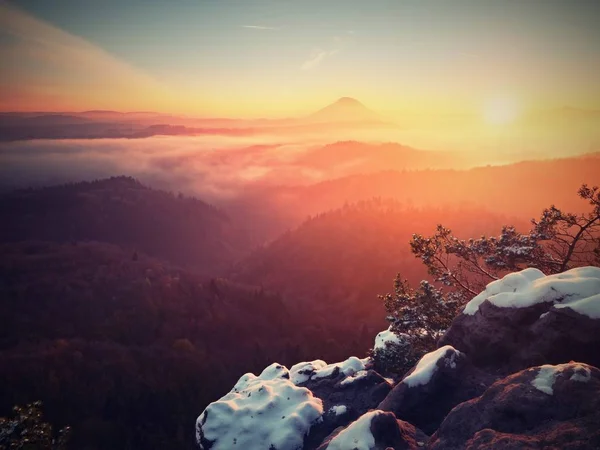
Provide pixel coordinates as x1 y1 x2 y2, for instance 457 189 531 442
290 356 370 386
340 370 368 386
531 365 559 395
531 363 592 395
312 356 369 380
374 327 402 351
402 345 461 388
329 405 347 416
555 292 600 319
325 410 382 450
289 360 328 385
196 362 323 450
463 267 600 316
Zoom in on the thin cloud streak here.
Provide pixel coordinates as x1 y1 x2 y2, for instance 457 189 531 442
242 25 280 30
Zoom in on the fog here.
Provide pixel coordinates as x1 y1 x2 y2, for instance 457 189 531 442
1 119 598 202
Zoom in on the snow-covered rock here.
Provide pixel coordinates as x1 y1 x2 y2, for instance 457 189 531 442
531 362 592 395
463 266 600 316
196 363 324 450
324 410 380 450
441 266 600 372
316 410 427 450
290 360 328 385
429 362 600 450
402 346 461 387
290 356 370 385
289 357 392 449
379 346 495 434
339 370 368 386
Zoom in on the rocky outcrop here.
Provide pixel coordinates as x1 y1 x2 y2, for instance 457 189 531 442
195 267 600 450
316 410 427 450
300 367 393 449
378 346 496 434
440 267 600 373
429 362 600 449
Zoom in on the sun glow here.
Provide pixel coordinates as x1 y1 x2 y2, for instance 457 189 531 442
483 97 521 125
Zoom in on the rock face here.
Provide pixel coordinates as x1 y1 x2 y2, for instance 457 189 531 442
301 369 392 449
195 267 600 450
378 346 496 434
440 267 600 373
429 362 600 450
291 358 393 449
316 410 427 450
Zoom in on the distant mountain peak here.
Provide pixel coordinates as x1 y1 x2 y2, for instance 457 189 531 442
334 97 362 105
307 97 381 123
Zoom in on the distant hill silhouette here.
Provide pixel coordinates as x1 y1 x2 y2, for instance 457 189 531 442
0 176 250 273
307 97 383 123
225 153 600 242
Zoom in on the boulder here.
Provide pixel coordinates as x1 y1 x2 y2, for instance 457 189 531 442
295 359 393 449
378 346 496 434
428 362 600 449
316 410 427 450
440 267 600 373
195 363 323 450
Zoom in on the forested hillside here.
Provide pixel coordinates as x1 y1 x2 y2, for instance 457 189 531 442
231 199 527 338
0 177 249 274
0 242 339 449
226 154 600 242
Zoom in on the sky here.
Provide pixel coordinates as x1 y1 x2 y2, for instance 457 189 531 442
1 0 600 117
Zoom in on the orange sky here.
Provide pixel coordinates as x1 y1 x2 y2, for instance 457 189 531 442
1 0 600 118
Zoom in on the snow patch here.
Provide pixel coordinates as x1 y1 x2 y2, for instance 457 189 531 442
463 267 600 316
374 327 402 351
340 370 368 386
313 356 369 380
290 360 328 385
531 363 592 395
325 410 382 450
402 346 461 387
196 363 323 450
329 405 347 416
290 356 370 385
555 292 600 319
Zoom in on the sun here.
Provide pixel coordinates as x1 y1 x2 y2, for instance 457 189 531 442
483 97 521 125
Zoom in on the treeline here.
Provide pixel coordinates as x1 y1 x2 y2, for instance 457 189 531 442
231 198 526 340
0 176 250 274
0 241 361 449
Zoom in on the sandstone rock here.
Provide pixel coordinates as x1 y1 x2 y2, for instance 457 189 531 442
378 346 495 434
440 267 600 373
316 410 427 450
300 366 392 449
428 362 600 449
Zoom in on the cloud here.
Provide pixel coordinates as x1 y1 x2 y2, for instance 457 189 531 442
301 49 339 70
242 25 279 30
301 34 352 71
